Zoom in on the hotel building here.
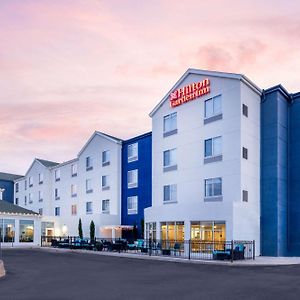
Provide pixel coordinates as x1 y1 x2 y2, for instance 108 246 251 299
9 68 300 256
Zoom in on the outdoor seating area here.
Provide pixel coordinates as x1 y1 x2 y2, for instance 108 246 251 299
43 237 254 262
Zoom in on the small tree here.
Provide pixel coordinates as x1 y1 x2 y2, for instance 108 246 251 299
140 218 145 239
78 218 83 239
90 220 95 242
133 223 138 241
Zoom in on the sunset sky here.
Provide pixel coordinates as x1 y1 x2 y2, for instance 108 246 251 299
1 0 300 175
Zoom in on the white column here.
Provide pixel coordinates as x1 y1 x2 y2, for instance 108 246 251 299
112 228 116 239
184 220 191 257
156 221 161 240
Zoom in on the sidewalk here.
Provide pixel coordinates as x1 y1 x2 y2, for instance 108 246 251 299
35 247 300 266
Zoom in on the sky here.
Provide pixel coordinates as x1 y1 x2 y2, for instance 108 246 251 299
1 0 300 175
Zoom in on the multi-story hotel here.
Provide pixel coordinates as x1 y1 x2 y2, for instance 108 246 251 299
5 68 300 256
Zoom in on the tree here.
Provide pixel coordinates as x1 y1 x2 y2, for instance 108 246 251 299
78 218 83 239
90 220 95 242
133 223 138 241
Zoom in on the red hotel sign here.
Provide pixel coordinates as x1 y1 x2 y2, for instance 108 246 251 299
169 78 210 108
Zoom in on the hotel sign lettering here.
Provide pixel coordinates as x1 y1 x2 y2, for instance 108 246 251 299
169 78 210 108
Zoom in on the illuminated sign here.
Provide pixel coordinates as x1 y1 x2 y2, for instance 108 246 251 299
169 78 210 108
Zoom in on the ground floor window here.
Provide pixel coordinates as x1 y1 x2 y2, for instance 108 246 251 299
0 219 15 242
146 222 157 241
19 220 34 243
42 222 54 236
160 221 184 242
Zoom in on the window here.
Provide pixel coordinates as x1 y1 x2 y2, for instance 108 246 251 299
15 198 19 205
128 169 138 188
127 196 138 214
39 173 43 184
71 205 77 216
71 184 77 197
163 184 177 203
55 188 60 200
19 220 34 243
29 193 33 204
161 221 184 242
191 221 225 243
102 199 110 213
146 222 157 241
102 150 110 166
86 202 93 214
163 112 177 136
205 95 222 118
55 207 60 216
128 143 138 162
86 179 93 193
243 147 248 159
15 183 19 193
101 175 110 190
163 149 177 168
24 196 27 206
205 136 222 157
0 219 15 242
29 176 33 187
38 191 43 202
71 163 77 177
243 104 248 117
205 178 222 198
243 190 248 202
39 208 43 215
86 156 93 171
25 180 27 190
55 169 60 181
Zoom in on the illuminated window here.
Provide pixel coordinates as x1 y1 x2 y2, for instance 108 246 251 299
160 221 184 242
19 220 34 243
146 222 157 241
0 219 15 243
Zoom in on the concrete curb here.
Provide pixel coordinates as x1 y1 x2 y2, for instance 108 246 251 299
37 247 300 267
0 260 5 278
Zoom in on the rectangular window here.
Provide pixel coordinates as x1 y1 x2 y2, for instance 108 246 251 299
128 143 138 162
39 208 43 215
146 222 157 241
128 169 138 188
163 149 177 168
163 112 177 136
1 219 15 242
71 184 77 197
38 191 43 202
205 136 222 157
71 164 77 177
15 198 19 205
101 175 110 190
243 147 248 159
86 179 93 193
29 176 33 187
243 190 248 202
29 193 33 204
163 184 177 203
205 178 222 197
127 196 138 215
102 199 110 213
39 173 43 184
55 188 60 200
55 207 60 216
205 95 222 118
71 205 77 216
15 183 19 193
24 196 27 206
86 156 93 171
102 150 110 166
242 104 248 117
25 180 27 190
55 169 60 181
160 221 184 242
19 220 34 243
86 202 93 214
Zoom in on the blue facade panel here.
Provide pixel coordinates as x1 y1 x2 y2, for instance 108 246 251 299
0 179 15 203
121 132 152 238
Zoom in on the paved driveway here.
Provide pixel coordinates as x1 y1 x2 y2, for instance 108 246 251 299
1 249 300 300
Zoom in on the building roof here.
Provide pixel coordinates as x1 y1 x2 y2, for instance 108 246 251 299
149 68 262 117
0 200 39 216
36 158 59 168
123 132 152 144
0 172 23 182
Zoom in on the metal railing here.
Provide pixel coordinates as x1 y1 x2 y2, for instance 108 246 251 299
41 236 255 262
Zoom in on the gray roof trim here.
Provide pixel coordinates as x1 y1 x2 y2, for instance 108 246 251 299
0 172 23 181
77 131 123 157
50 158 79 170
149 68 262 117
0 201 39 216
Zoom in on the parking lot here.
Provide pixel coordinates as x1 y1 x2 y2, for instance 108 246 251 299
1 249 300 300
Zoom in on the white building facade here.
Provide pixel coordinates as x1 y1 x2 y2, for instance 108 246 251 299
144 69 261 255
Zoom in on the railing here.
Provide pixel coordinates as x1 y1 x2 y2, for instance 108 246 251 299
41 236 255 262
